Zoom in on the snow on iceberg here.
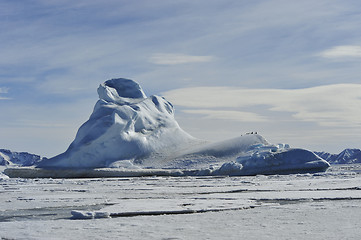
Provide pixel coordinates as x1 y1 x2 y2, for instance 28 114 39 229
9 78 329 177
38 78 200 169
236 148 329 175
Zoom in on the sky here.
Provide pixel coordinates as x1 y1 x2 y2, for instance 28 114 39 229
1 0 361 157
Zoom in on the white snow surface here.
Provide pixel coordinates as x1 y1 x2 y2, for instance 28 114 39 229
29 78 330 176
1 164 361 239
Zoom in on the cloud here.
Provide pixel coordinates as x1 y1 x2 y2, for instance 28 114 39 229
163 84 361 127
0 87 7 93
183 109 267 122
149 53 215 65
0 87 9 100
319 45 361 59
8 119 70 128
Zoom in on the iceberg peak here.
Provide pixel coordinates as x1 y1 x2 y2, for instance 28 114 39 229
97 78 147 104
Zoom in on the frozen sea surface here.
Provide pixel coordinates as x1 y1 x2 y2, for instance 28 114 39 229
1 164 361 240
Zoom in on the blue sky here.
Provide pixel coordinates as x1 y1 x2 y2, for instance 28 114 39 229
1 0 361 157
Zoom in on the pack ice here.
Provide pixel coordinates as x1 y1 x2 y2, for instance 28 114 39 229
7 78 329 177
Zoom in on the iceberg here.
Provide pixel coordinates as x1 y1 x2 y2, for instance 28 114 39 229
38 78 200 169
236 148 329 175
5 78 329 178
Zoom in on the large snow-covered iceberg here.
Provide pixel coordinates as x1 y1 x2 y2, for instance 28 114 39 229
10 78 329 177
38 78 200 169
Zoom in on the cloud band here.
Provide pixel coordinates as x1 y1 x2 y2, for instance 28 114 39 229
163 84 361 127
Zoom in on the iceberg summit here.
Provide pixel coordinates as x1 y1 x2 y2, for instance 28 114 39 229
5 78 329 178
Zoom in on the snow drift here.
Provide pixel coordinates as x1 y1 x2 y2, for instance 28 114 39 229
6 78 329 177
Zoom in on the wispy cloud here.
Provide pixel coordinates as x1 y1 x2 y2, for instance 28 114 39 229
149 53 215 65
163 84 361 127
0 87 7 93
319 45 361 59
9 119 70 128
0 87 9 100
183 109 267 122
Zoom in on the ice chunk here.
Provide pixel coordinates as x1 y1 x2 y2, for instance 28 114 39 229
236 148 330 175
70 210 94 219
70 210 110 219
212 162 243 176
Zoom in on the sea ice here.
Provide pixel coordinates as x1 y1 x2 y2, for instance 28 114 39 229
1 165 361 239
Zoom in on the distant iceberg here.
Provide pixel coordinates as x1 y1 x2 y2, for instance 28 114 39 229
5 78 329 178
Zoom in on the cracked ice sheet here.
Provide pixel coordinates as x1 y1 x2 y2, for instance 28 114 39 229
1 165 361 239
2 200 361 240
76 178 361 219
92 198 257 218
